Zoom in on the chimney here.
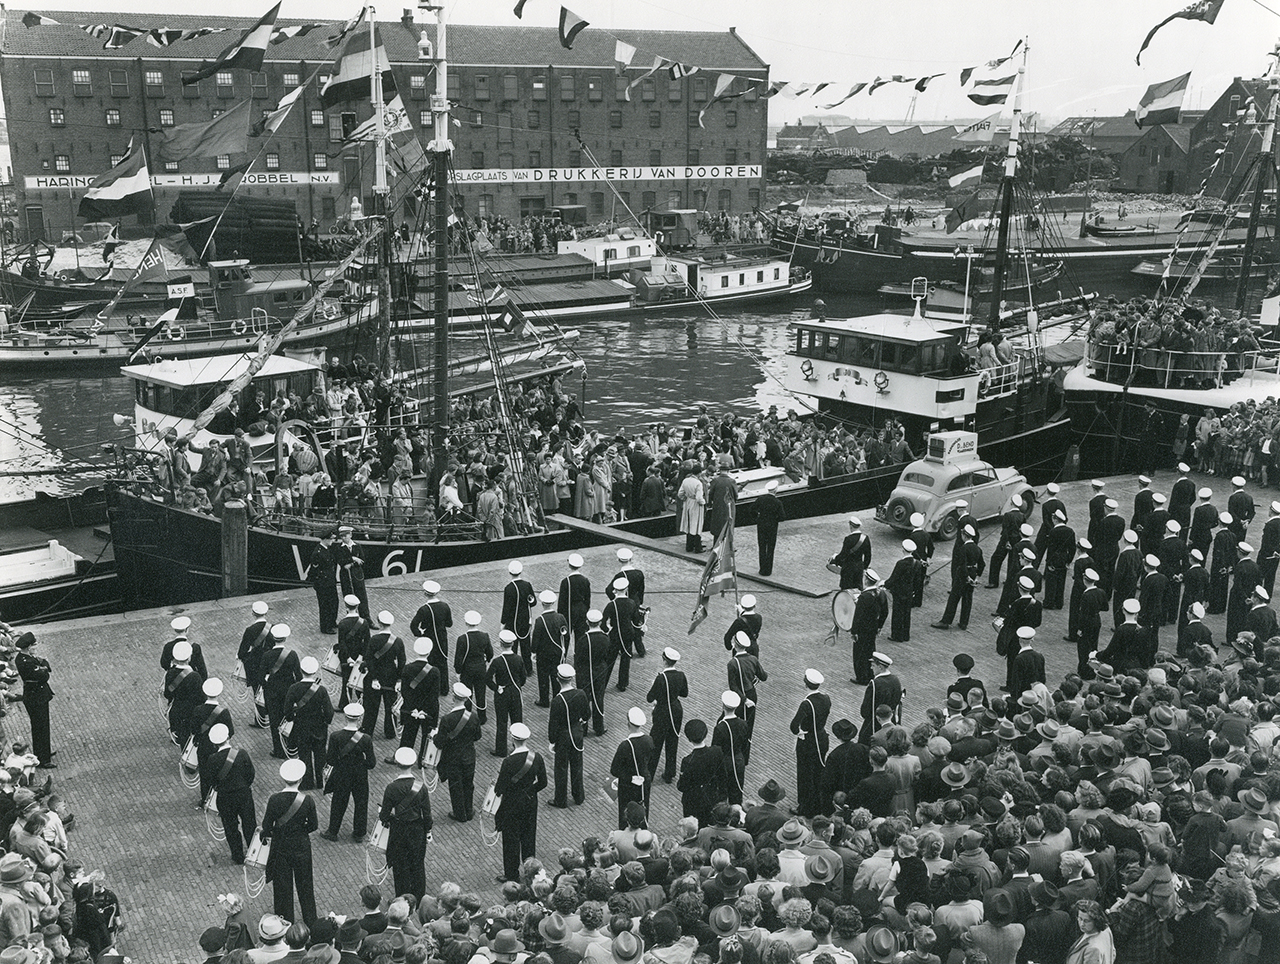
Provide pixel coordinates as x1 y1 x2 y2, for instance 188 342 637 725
402 8 415 29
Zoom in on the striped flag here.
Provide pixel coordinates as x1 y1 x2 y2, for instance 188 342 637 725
78 139 152 220
968 74 1016 106
182 2 281 85
321 23 396 109
1137 0 1226 64
1136 71 1191 128
948 163 985 188
559 7 588 49
689 498 736 634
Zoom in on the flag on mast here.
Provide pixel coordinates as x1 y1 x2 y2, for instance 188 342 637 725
321 23 396 109
181 2 281 85
689 500 737 633
1136 0 1226 64
1135 71 1191 127
78 139 152 219
99 237 169 323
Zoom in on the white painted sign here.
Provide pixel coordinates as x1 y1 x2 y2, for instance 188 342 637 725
24 172 342 190
451 164 763 184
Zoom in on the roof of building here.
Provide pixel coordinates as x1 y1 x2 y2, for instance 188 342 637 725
778 124 828 137
830 124 962 155
2 11 768 70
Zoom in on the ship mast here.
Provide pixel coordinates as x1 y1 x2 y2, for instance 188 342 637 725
426 2 451 486
370 7 392 369
987 40 1027 331
1235 41 1280 312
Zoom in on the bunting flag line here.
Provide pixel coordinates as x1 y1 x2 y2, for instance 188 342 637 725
99 24 147 49
322 22 396 109
968 74 1017 106
559 7 589 49
495 300 528 333
21 12 58 27
1137 0 1226 65
668 62 698 80
157 99 252 161
270 22 329 45
146 27 229 47
155 220 214 262
323 7 367 50
915 73 945 93
1135 71 1191 127
78 139 152 220
869 75 915 96
182 2 281 85
615 40 636 73
697 74 759 127
818 82 867 110
625 56 668 101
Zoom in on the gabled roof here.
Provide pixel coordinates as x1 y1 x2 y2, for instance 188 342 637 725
778 124 826 137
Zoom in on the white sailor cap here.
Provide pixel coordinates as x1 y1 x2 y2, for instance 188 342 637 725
1241 542 1255 554
721 690 742 709
300 656 320 675
1054 510 1066 523
963 525 977 537
1152 493 1167 505
740 594 757 610
1145 554 1161 568
1021 547 1036 560
568 553 584 569
1047 482 1060 495
499 629 517 645
453 681 472 699
171 615 191 633
510 722 531 741
1091 479 1105 489
414 637 434 656
1191 549 1205 561
1016 626 1036 640
1191 602 1206 619
805 669 824 686
1138 475 1152 485
1020 523 1034 537
171 640 192 662
1272 501 1280 515
556 664 575 681
1122 530 1138 545
1018 575 1035 590
1178 463 1191 474
508 560 524 576
627 707 647 727
394 747 418 767
280 759 306 783
1257 586 1272 601
1084 568 1100 582
903 539 917 553
203 678 224 698
1078 537 1093 550
423 580 441 595
587 609 603 624
1221 511 1234 525
377 611 394 627
663 647 681 662
865 568 881 584
617 548 633 562
539 590 557 605
208 723 229 746
734 631 752 649
1105 499 1118 510
910 512 925 528
1234 476 1247 488
271 624 290 640
765 480 779 493
344 594 361 607
1123 598 1142 614
872 651 893 666
464 610 482 626
251 601 269 616
848 515 861 527
1166 520 1181 534
955 500 969 508
613 578 630 592
343 703 364 719
1199 487 1214 499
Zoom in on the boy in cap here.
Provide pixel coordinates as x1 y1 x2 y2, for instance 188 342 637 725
191 678 234 806
727 632 768 747
486 630 527 757
1131 475 1155 535
548 665 589 808
646 649 687 785
1229 476 1255 534
494 722 547 883
284 657 334 791
455 612 493 725
165 640 205 749
1180 601 1212 657
908 513 934 608
1000 575 1042 693
322 704 375 842
532 591 569 707
1098 599 1148 675
1180 547 1210 633
1138 555 1169 653
933 524 983 632
1246 585 1278 657
434 683 482 822
335 596 368 704
363 613 406 740
409 581 451 697
558 554 591 646
1159 521 1189 624
260 758 318 924
202 723 256 864
712 692 748 805
610 709 654 830
1170 464 1196 530
790 670 830 818
755 480 785 576
946 654 987 708
830 516 871 591
379 747 431 900
602 578 643 692
398 639 440 758
723 594 763 656
501 561 536 676
678 719 725 827
1068 537 1097 643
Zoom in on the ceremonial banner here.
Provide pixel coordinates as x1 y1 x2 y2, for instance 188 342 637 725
1137 0 1226 64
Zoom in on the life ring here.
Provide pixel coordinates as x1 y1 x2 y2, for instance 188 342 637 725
168 326 185 341
874 370 889 392
231 318 247 335
800 359 815 380
322 303 339 321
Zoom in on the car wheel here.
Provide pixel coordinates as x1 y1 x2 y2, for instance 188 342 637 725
885 497 913 527
937 511 960 541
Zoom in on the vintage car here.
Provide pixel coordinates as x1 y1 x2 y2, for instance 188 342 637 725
874 430 1035 540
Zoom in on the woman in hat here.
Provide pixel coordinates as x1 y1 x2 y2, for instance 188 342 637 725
966 888 1024 964
1064 900 1115 964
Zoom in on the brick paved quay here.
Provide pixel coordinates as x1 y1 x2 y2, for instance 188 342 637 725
19 468 1246 959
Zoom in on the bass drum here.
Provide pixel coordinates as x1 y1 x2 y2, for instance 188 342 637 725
832 589 859 632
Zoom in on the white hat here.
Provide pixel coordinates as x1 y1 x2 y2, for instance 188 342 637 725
1084 568 1100 582
1221 511 1234 525
627 707 646 727
568 553 584 569
499 629 517 645
955 500 969 508
344 594 361 607
1257 586 1271 601
1241 542 1255 554
865 568 881 584
1138 475 1152 485
394 747 418 767
765 480 779 492
280 759 306 783
539 590 557 605
423 580 441 595
848 516 861 527
171 615 191 633
510 722 531 741
587 609 603 624
910 512 925 527
338 524 354 534
343 703 364 719
1122 530 1138 545
1018 575 1035 590
377 611 394 627
508 560 524 576
1234 476 1247 487
1200 487 1214 499
1105 498 1118 510
1166 520 1182 533
203 678 224 698
903 539 917 553
963 525 977 537
740 594 757 610
172 640 192 662
1016 626 1035 640
1053 510 1066 522
1047 482 1060 495
1191 602 1206 619
1020 523 1034 537
663 647 681 662
872 651 893 666
453 681 472 699
556 664 575 681
1145 554 1161 568
734 631 751 649
1191 548 1205 561
271 624 291 640
805 669 824 686
414 637 434 656
721 690 742 709
1152 493 1166 505
1079 537 1093 549
300 656 320 675
1178 462 1191 474
251 601 269 616
1123 598 1141 614
464 610 482 626
208 723 229 746
613 578 629 592
1021 547 1036 560
617 548 633 562
1091 479 1104 489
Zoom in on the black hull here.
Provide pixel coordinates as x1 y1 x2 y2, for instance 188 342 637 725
2 270 167 310
0 571 121 624
1064 388 1197 478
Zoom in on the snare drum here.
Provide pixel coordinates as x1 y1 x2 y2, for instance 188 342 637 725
245 831 271 870
369 821 390 853
832 589 859 632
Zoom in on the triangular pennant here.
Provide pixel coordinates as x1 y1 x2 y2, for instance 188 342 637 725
615 40 636 73
558 7 588 49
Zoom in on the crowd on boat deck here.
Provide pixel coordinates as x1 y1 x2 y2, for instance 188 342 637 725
453 211 767 256
1087 298 1269 390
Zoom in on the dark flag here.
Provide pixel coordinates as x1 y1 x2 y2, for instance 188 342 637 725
182 2 281 85
1137 0 1226 64
689 499 736 634
945 191 982 234
22 12 59 27
1135 72 1191 127
558 7 588 49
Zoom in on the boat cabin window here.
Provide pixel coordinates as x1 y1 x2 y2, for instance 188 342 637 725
902 470 935 488
603 248 617 260
627 245 641 257
136 370 318 421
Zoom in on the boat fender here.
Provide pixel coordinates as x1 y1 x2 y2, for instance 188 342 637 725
800 359 815 381
874 371 889 393
169 326 185 341
232 318 247 335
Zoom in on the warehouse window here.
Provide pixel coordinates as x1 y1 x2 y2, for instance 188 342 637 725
498 153 513 169
568 150 581 167
560 76 575 100
183 79 200 98
35 68 57 96
498 112 512 144
529 150 541 166
419 110 430 126
265 153 280 170
446 73 460 102
471 151 485 168
642 191 656 208
469 110 482 127
694 77 707 102
668 79 681 101
216 155 230 170
615 76 628 101
611 150 623 166
410 74 426 99
649 111 661 128
108 68 127 94
718 189 731 211
590 191 604 216
105 108 121 126
54 154 70 172
48 108 65 127
503 75 518 101
528 109 540 129
725 148 737 164
283 71 299 88
532 76 546 101
164 160 179 173
642 78 655 101
748 188 760 207
610 111 622 128
649 149 661 166
250 72 268 98
474 75 490 100
726 111 737 128
70 69 90 96
588 76 602 101
566 110 580 128
313 153 328 170
329 115 344 141
688 148 699 164
311 109 325 128
145 69 163 91
688 112 699 128
216 71 233 96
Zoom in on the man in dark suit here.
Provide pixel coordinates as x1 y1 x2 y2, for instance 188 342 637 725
723 595 763 656
362 612 405 741
335 596 368 705
1043 511 1076 611
1077 567 1107 678
850 570 889 684
261 625 301 759
434 683 482 822
283 656 334 791
1022 881 1073 964
162 614 209 678
1190 487 1219 560
1159 520 1189 624
202 723 256 864
501 561 536 675
744 778 789 839
1112 531 1142 627
548 665 589 808
261 758 318 924
398 638 439 759
610 707 655 829
1261 501 1280 594
755 480 786 576
1229 543 1263 642
558 553 591 646
486 630 526 757
1010 627 1046 699
830 516 871 590
822 718 870 809
409 580 451 697
494 722 547 883
858 652 902 746
307 531 339 635
677 719 725 827
602 578 643 692
1035 482 1065 566
237 601 273 708
532 591 569 707
850 745 895 817
454 611 493 725
379 747 432 900
790 669 830 818
321 704 375 842
1130 475 1155 535
933 524 984 631
1086 479 1108 548
646 647 687 784
608 547 646 607
884 539 922 642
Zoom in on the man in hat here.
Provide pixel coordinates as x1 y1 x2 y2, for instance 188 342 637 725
790 670 830 818
494 722 547 883
1001 575 1042 692
884 540 922 642
646 648 687 785
1210 512 1239 615
1229 475 1256 535
577 610 612 737
532 590 570 708
610 708 655 829
602 578 643 693
361 612 405 741
728 632 768 746
410 581 451 697
713 691 749 806
162 615 208 678
1043 510 1076 611
1077 568 1107 678
307 530 339 634
1112 530 1142 628
823 719 869 808
398 638 440 759
1010 628 1045 703
1131 475 1155 535
679 719 726 826
1098 599 1148 675
334 527 369 621
261 758 318 924
165 640 205 750
1097 499 1126 596
609 547 646 607
379 747 431 900
755 480 786 576
237 602 273 707
1159 521 1189 624
609 931 641 964
850 570 889 685
1191 486 1219 557
859 653 902 745
322 704 375 842
548 666 589 808
830 517 871 590
1262 501 1280 595
501 561 536 676
261 625 301 759
989 500 1027 590
558 554 591 646
487 630 527 758
745 777 789 838
455 611 493 726
191 678 234 805
1229 542 1263 642
284 657 334 791
1247 586 1278 658
1138 554 1169 653
434 683 482 822
907 512 934 608
333 596 367 704
934 524 984 632
202 723 256 864
723 595 762 656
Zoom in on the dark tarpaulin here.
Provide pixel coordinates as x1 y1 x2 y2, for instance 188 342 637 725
1042 340 1085 367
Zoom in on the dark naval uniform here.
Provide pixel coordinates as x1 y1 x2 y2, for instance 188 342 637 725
938 535 983 630
486 649 526 756
850 585 889 684
454 629 493 724
362 629 406 739
859 671 903 745
677 744 726 827
1043 521 1077 610
237 618 273 697
608 565 647 606
755 490 786 576
790 691 831 818
727 651 767 747
602 592 643 692
398 658 440 756
646 665 688 783
434 701 482 821
549 683 589 806
410 599 452 696
712 713 749 805
161 635 208 679
379 770 432 900
1228 556 1263 642
723 610 763 657
202 743 256 863
1068 547 1097 642
831 528 871 590
494 745 548 881
261 644 301 758
261 787 318 924
558 570 591 645
307 540 339 634
610 731 655 829
531 609 570 706
324 726 375 839
501 577 536 674
1262 515 1280 594
335 611 369 702
165 661 205 748
576 627 613 737
283 678 334 791
190 699 234 803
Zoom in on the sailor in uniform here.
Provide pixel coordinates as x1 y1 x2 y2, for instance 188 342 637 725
336 595 368 704
645 648 687 784
558 553 591 646
790 669 830 818
723 594 762 656
398 638 440 758
548 665 589 808
577 610 612 737
602 578 642 692
434 682 482 822
321 703 375 843
165 640 205 749
531 590 569 707
830 516 871 590
162 615 208 678
609 707 654 829
261 758 318 925
712 691 748 806
237 601 272 714
486 630 526 757
261 624 301 759
859 652 902 745
609 547 646 606
283 656 334 791
379 746 432 900
202 723 256 864
494 722 547 883
190 678 233 807
409 580 451 696
501 561 536 675
455 611 493 725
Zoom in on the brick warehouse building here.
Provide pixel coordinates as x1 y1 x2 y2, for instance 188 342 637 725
0 9 770 240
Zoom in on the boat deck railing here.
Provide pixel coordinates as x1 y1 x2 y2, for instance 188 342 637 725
977 357 1024 399
1086 340 1280 388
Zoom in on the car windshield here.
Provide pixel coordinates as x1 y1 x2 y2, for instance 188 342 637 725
900 471 936 489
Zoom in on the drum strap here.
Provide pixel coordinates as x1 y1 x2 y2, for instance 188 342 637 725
294 683 321 716
217 748 239 784
407 662 433 691
444 708 472 742
371 633 396 662
249 623 272 653
277 791 306 829
338 731 365 757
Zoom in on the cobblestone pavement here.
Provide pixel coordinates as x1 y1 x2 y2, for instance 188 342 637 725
23 468 1244 960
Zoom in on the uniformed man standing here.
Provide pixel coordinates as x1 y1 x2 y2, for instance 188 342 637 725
336 595 369 704
283 657 334 791
602 578 642 692
1170 463 1196 532
307 530 339 635
609 547 646 607
162 615 208 678
379 747 432 900
713 690 748 805
645 647 687 784
12 632 53 769
548 665 589 808
202 722 256 864
494 722 547 882
727 632 767 749
434 682 482 822
1009 627 1046 699
1131 475 1155 534
1229 542 1263 642
1086 479 1108 548
988 503 1026 589
191 678 234 806
677 719 725 827
1142 493 1170 557
610 707 654 829
933 525 983 631
790 669 830 818
1001 576 1042 693
501 561 536 675
261 758 318 925
487 630 526 757
1034 483 1065 565
858 652 902 745
850 570 888 684
1159 521 1189 624
1096 499 1126 596
1181 548 1210 633
1229 476 1256 536
321 704 375 842
410 580 451 697
1190 488 1219 560
1067 537 1097 644
455 611 493 725
363 612 406 740
531 591 569 707
237 601 273 711
1260 501 1280 594
907 514 933 608
755 480 786 576
577 610 612 737
558 553 591 646
165 640 205 749
1210 512 1238 614
1043 511 1076 611
261 625 301 759
723 594 762 656
398 638 440 758
1077 568 1107 679
830 516 871 590
884 540 922 642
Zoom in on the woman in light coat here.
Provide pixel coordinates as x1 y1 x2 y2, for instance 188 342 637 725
677 468 705 553
1064 900 1115 964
